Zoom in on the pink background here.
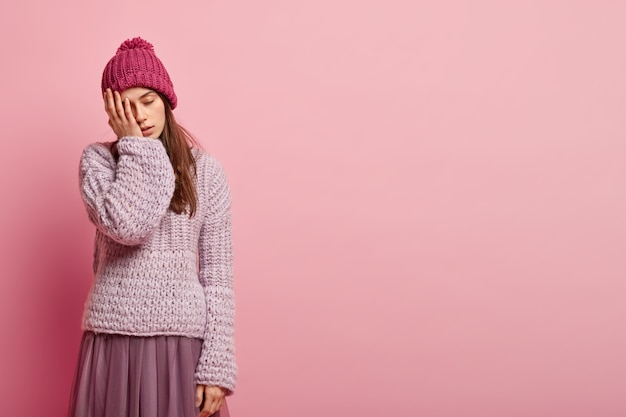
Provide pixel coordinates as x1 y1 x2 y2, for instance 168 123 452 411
1 1 625 416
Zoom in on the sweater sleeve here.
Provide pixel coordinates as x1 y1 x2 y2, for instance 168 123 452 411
78 137 175 246
194 158 237 393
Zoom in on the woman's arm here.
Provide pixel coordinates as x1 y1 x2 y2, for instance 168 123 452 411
78 137 175 245
194 157 237 393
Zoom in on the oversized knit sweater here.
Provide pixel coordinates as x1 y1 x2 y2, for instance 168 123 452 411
78 136 236 392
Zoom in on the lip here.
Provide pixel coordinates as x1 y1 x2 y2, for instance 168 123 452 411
141 126 153 137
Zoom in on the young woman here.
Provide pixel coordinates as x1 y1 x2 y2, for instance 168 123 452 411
68 37 236 417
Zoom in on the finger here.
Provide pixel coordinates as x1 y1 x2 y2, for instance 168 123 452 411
209 400 219 415
113 91 127 120
200 397 215 416
201 392 219 416
105 89 114 113
195 385 203 408
210 392 225 415
104 89 117 120
206 403 218 416
199 403 214 417
215 397 225 414
103 89 111 114
123 97 136 122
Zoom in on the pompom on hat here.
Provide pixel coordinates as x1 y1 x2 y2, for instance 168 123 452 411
101 37 177 109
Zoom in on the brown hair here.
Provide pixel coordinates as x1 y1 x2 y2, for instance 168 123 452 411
111 94 199 217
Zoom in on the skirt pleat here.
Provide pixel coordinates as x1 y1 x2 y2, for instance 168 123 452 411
68 332 229 417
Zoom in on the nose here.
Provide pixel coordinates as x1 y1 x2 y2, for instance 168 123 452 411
135 109 148 123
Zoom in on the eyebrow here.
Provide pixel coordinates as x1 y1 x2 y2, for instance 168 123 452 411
122 90 157 102
140 90 156 99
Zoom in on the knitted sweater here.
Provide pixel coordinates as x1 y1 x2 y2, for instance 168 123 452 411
78 136 236 392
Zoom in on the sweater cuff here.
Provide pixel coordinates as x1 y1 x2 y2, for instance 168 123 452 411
117 136 167 155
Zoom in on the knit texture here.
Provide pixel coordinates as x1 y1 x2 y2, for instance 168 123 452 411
78 136 236 392
101 37 178 109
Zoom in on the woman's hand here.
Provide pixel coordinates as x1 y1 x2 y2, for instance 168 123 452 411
196 384 226 416
104 88 143 139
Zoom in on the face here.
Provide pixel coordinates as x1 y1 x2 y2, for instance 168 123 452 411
119 87 166 139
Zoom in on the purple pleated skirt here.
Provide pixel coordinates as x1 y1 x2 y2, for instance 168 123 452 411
68 332 230 417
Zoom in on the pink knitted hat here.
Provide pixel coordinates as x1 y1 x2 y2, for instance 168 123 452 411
101 37 177 109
